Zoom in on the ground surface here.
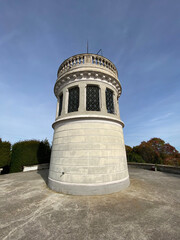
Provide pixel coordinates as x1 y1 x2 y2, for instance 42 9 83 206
0 167 180 240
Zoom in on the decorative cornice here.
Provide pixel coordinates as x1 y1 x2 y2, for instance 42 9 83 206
54 70 122 98
52 115 125 129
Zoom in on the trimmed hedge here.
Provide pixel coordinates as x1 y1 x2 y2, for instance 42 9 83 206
0 139 11 168
10 139 51 173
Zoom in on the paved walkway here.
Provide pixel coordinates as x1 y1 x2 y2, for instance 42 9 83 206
0 167 180 240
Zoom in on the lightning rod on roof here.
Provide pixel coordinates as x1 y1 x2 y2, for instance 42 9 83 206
87 41 89 53
96 49 103 56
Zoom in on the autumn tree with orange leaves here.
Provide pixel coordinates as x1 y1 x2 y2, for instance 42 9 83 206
126 138 180 166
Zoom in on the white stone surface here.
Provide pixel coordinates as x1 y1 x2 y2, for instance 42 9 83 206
49 119 129 188
48 53 129 195
23 163 49 172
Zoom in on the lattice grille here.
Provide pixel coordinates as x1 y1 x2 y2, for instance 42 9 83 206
68 86 79 113
106 88 114 114
59 94 63 116
86 85 100 111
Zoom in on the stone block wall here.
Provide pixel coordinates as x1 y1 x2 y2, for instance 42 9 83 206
48 119 129 194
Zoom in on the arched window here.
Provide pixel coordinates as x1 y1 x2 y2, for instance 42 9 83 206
86 85 100 111
106 88 114 114
68 86 79 113
59 93 63 116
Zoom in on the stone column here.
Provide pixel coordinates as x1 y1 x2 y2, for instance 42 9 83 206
55 99 59 118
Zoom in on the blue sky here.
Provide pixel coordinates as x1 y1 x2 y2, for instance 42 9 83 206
0 0 180 151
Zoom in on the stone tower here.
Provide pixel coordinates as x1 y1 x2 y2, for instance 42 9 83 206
48 53 129 195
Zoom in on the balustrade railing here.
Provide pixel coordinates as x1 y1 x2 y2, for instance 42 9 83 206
57 54 118 78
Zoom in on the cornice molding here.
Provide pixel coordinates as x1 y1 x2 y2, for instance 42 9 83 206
54 70 122 98
52 115 125 129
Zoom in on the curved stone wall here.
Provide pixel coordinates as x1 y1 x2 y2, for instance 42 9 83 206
48 119 129 195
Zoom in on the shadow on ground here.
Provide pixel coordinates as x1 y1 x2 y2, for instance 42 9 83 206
37 168 49 184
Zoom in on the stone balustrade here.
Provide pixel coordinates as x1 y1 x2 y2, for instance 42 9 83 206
57 54 118 78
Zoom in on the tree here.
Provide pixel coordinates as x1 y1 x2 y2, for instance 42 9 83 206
125 145 144 163
163 143 178 156
133 141 161 164
147 138 165 152
127 152 144 163
147 138 179 165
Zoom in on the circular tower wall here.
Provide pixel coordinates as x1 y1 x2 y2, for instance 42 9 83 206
48 54 129 195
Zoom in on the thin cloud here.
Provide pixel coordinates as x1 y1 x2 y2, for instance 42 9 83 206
150 112 173 122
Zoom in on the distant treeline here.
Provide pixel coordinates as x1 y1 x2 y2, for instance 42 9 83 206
126 138 180 166
0 138 51 174
0 137 179 175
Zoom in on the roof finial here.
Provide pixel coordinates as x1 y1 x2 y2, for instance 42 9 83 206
87 41 89 53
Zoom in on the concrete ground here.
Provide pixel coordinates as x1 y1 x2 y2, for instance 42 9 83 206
0 167 180 240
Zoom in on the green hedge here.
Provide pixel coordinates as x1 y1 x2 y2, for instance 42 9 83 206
10 139 51 173
0 139 11 168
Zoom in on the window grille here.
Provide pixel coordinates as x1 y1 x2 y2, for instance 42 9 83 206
106 88 114 114
86 85 100 111
68 86 79 113
59 94 63 116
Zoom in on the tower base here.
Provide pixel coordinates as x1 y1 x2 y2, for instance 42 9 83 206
48 176 130 195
